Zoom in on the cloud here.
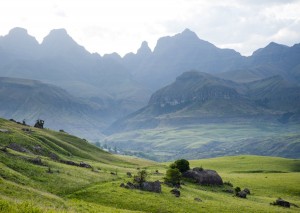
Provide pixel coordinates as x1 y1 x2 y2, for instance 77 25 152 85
0 0 299 56
162 0 300 55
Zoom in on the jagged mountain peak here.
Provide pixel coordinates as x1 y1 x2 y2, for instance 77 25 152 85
42 28 75 45
0 27 40 58
137 41 152 56
41 28 90 58
177 28 199 39
3 27 39 45
252 42 289 56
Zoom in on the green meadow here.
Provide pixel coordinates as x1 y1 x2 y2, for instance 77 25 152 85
0 118 299 212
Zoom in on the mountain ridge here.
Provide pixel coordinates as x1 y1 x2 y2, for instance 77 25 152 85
107 70 300 134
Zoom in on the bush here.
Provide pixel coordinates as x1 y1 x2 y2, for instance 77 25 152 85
224 181 233 187
164 168 182 185
174 159 190 173
234 186 241 195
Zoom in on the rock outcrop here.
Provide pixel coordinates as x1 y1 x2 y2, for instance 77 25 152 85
120 181 161 193
182 168 223 185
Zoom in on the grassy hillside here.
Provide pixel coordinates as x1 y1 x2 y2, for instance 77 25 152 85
0 118 299 212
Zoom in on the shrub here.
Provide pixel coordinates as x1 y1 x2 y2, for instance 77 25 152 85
164 168 182 185
234 186 241 195
174 159 190 173
224 181 233 187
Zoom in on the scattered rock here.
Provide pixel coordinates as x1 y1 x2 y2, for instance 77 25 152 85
121 181 161 193
182 168 223 185
21 128 32 133
127 172 132 177
271 198 290 208
194 197 202 202
125 182 136 189
32 145 44 154
8 143 30 153
237 190 247 198
29 157 43 165
49 152 59 161
0 129 10 133
60 159 79 166
141 181 161 193
79 162 92 168
170 188 180 197
243 188 250 195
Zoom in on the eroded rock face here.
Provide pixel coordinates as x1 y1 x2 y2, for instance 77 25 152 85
182 168 223 185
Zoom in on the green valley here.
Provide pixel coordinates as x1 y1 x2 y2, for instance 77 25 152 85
0 118 299 212
105 122 300 161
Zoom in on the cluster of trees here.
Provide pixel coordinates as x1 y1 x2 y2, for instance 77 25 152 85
164 159 190 185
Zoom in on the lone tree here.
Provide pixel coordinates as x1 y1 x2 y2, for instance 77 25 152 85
173 159 190 173
134 169 148 187
34 119 44 129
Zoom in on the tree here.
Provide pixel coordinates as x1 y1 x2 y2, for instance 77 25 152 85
174 159 190 173
164 168 182 185
34 119 44 129
134 169 148 186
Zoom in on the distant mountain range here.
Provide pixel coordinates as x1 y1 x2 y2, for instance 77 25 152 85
0 28 150 118
0 27 299 139
107 71 300 133
120 29 300 89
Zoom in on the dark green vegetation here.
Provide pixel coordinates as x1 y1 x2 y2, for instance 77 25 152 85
0 118 299 212
170 159 190 173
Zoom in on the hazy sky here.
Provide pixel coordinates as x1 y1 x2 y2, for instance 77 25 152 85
0 0 299 56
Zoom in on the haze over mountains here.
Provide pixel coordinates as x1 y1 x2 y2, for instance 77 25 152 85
0 27 300 140
108 71 300 133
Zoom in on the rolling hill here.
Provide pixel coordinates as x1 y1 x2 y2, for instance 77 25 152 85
0 77 109 139
0 117 299 212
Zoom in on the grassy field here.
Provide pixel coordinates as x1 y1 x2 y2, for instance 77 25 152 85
104 122 300 161
0 118 299 212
